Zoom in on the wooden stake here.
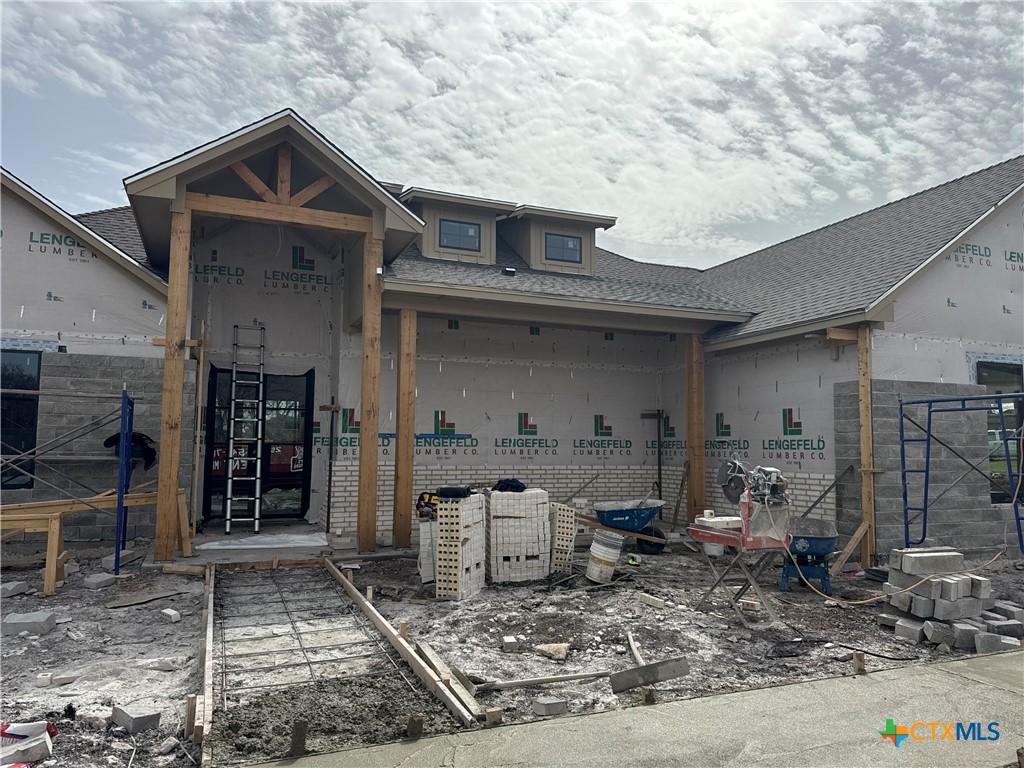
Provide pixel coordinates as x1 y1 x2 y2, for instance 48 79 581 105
365 585 373 602
184 694 197 734
357 237 384 553
393 308 417 549
399 621 409 639
685 334 705 522
853 651 866 675
289 720 308 756
857 324 876 567
155 208 191 561
405 714 424 739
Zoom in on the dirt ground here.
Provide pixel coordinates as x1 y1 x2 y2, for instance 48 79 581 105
362 545 1024 724
1 543 204 767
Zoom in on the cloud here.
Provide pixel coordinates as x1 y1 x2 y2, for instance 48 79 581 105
1 0 1020 268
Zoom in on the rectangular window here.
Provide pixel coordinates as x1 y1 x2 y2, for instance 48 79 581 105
439 219 481 252
1 350 41 489
977 361 1023 503
544 233 582 263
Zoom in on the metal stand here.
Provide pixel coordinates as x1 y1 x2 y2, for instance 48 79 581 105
226 325 265 534
113 387 135 575
694 546 782 628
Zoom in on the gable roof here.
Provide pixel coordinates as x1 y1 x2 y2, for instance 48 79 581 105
697 155 1024 344
74 206 153 273
1 168 166 294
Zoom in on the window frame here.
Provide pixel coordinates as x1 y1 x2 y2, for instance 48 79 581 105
438 218 482 253
1 349 42 490
976 360 1024 504
544 232 583 264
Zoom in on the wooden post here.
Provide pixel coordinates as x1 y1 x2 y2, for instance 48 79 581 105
357 236 383 552
393 308 417 548
155 208 191 561
685 334 706 522
858 324 876 567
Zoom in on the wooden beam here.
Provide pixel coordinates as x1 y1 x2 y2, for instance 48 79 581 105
290 174 337 207
1 491 159 517
858 324 876 567
685 334 706 522
151 338 201 348
185 192 372 234
323 559 475 726
276 144 291 204
830 519 869 577
155 208 191 562
393 308 416 549
230 161 278 204
826 327 859 342
357 237 383 553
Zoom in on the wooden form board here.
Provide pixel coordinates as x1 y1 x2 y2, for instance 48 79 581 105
198 564 215 764
357 237 384 553
155 208 192 562
685 334 706 522
416 641 486 720
322 559 475 726
393 308 417 549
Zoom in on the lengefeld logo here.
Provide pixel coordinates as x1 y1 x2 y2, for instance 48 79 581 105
782 407 803 436
593 414 613 437
292 245 315 271
880 719 1000 747
715 412 731 437
340 407 361 434
434 410 456 436
517 412 538 436
662 415 675 438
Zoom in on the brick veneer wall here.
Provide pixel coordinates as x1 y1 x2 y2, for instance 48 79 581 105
834 379 1008 561
3 352 196 544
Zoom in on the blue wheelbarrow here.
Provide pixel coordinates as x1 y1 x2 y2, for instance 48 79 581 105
591 499 667 555
780 519 838 595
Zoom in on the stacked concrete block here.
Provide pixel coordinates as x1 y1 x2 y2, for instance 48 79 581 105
418 519 438 584
435 494 486 600
486 489 551 583
549 502 577 574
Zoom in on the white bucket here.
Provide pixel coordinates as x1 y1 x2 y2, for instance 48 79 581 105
703 542 725 556
586 529 624 583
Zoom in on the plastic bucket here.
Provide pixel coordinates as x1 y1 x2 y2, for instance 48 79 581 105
703 542 725 556
586 529 624 583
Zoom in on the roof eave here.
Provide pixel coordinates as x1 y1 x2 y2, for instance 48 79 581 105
702 306 896 352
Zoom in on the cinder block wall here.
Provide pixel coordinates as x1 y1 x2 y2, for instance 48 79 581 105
835 379 1007 561
3 352 196 545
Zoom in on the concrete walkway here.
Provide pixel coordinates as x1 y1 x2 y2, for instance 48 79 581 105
258 651 1023 768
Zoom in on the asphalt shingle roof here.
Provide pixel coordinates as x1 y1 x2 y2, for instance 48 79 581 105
74 206 156 275
697 155 1024 341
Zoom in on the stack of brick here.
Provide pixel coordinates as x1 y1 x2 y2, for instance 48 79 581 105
549 502 577 574
417 519 438 584
435 494 486 600
487 489 551 583
880 547 1022 653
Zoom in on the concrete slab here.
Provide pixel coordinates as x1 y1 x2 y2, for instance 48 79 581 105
253 652 1024 768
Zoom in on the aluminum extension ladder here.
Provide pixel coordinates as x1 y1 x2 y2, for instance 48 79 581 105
225 325 265 534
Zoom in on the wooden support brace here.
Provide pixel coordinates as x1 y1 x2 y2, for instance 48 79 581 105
230 161 278 204
830 519 870 577
393 308 417 549
290 174 337 207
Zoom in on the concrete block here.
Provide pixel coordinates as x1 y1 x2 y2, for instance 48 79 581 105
102 549 144 572
894 618 925 643
933 597 981 621
532 697 568 716
502 636 519 652
84 573 115 589
952 622 979 650
877 613 901 628
1 611 56 636
34 673 53 688
991 601 1024 622
0 581 30 598
639 594 666 610
111 704 161 734
974 632 1022 653
900 551 964 575
980 610 1005 623
939 576 972 601
986 619 1024 638
888 591 912 612
159 608 181 623
0 732 52 764
909 595 934 618
887 569 941 598
923 621 955 646
968 574 992 599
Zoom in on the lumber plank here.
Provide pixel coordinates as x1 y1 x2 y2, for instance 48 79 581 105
475 670 611 692
290 174 336 207
576 515 666 544
686 334 705 522
357 237 384 553
857 324 876 566
830 519 869 577
218 558 324 572
199 564 215 755
393 308 416 548
155 208 191 561
0 491 160 517
826 327 859 342
276 144 291 203
230 161 278 204
322 559 475 726
608 656 689 693
43 514 60 596
162 564 207 577
417 642 486 720
176 489 193 557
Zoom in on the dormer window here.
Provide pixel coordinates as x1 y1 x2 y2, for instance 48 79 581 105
544 233 582 263
439 219 481 252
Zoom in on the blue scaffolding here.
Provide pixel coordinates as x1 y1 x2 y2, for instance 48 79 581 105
899 392 1023 552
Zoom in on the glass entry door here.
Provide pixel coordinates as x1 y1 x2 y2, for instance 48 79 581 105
203 366 314 522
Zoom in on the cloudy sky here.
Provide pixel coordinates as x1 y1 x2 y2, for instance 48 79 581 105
2 1 1021 267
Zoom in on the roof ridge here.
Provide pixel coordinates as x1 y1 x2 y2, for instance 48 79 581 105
704 153 1024 274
